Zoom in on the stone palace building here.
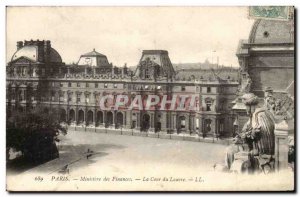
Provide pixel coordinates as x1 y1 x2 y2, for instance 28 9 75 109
6 40 239 137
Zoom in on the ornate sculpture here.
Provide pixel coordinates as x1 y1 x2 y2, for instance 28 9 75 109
223 93 276 174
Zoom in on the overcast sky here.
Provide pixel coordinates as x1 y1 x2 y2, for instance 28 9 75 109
7 7 254 67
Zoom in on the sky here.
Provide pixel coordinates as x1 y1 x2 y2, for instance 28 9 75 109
6 7 254 67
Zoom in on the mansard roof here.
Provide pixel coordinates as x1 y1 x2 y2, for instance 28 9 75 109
81 49 107 57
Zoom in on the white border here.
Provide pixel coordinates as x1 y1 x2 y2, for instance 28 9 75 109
0 0 298 196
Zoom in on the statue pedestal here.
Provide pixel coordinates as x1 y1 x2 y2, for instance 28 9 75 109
274 121 289 171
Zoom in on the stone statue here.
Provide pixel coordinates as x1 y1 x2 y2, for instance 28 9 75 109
223 93 276 174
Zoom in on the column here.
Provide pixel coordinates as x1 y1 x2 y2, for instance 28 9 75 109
201 118 205 136
136 112 140 130
123 111 126 128
94 108 97 127
210 118 216 137
274 120 289 171
215 119 219 137
161 112 167 132
173 113 177 133
149 113 154 132
125 110 131 129
190 115 195 134
93 68 96 76
111 111 115 128
75 109 78 125
103 111 106 127
185 115 190 133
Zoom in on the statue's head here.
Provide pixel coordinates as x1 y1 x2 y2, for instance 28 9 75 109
241 93 259 115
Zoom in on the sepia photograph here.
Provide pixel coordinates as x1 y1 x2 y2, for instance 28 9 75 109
5 6 295 191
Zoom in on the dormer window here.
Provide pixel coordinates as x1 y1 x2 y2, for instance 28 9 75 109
207 87 211 93
145 68 150 79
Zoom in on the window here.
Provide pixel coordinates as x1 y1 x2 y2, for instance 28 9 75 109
206 102 212 111
145 68 150 79
219 99 226 111
180 117 186 129
60 83 63 87
95 83 98 88
59 94 64 102
77 83 80 87
104 83 108 88
114 84 117 88
181 86 186 91
205 97 213 111
77 94 81 103
68 82 71 87
86 94 90 103
219 119 224 132
51 94 55 102
207 87 211 93
68 96 72 102
86 83 89 88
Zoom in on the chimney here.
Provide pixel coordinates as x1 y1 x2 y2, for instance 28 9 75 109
121 67 124 77
44 40 51 62
17 41 23 50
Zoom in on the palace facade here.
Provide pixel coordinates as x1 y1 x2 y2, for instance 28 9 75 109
6 40 239 137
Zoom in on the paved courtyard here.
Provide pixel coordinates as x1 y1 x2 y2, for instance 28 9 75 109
49 130 227 174
7 131 294 191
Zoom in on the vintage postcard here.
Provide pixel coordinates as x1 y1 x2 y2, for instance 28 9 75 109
6 6 295 191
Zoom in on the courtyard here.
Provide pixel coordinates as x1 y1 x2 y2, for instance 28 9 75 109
7 131 294 191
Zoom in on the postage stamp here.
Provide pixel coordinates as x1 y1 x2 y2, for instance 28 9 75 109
249 6 293 21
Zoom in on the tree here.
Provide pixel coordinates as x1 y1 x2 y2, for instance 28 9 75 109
7 107 67 163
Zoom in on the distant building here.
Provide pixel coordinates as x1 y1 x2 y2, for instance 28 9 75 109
6 40 239 138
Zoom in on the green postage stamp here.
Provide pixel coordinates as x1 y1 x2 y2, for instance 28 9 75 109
249 6 293 21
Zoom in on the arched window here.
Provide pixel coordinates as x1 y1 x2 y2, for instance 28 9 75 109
179 116 186 129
